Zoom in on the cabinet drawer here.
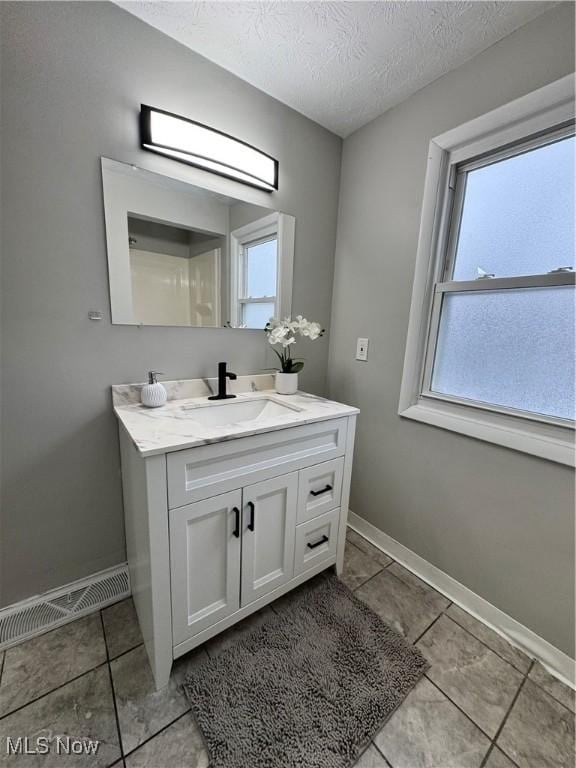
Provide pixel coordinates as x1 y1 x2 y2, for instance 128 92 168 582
297 458 343 523
167 418 347 509
294 508 339 577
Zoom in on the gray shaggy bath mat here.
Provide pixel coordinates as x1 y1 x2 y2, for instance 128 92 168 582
183 570 427 768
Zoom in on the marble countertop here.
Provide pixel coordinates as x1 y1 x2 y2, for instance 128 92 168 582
112 375 359 457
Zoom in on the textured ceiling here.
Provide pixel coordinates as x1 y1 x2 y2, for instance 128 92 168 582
116 1 557 137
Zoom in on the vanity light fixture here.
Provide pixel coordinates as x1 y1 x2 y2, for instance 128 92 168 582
139 105 278 192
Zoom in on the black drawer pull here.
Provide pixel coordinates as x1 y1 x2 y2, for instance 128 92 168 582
232 507 240 538
307 535 329 550
310 484 332 497
247 501 255 532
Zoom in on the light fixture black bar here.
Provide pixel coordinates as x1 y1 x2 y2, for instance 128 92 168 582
139 105 279 192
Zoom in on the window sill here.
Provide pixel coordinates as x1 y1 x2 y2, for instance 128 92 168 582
399 398 574 466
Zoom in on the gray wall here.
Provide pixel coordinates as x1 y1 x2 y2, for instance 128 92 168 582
0 1 341 606
128 218 193 259
328 3 575 656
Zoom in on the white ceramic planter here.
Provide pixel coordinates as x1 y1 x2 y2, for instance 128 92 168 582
275 372 298 395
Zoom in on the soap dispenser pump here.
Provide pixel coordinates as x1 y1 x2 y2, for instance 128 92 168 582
141 371 167 408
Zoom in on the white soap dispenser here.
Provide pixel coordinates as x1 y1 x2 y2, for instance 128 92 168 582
141 371 167 408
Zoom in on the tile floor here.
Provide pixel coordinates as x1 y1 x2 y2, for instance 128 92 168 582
0 529 573 767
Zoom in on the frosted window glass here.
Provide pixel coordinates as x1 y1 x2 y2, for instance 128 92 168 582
453 135 575 280
245 238 277 297
431 287 575 420
242 302 275 329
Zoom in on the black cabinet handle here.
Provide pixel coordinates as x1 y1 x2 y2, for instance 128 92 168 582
310 484 333 497
247 501 255 532
232 507 240 538
307 535 329 550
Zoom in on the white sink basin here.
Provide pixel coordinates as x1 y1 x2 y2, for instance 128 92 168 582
179 396 302 428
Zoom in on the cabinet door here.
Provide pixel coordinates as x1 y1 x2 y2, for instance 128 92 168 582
241 473 298 606
170 490 242 645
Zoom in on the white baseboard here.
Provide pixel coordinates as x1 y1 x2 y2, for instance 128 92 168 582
0 564 131 651
348 511 575 689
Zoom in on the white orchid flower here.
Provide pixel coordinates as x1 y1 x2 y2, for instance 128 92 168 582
307 322 322 340
264 315 324 373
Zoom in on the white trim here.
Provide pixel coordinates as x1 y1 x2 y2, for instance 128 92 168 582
0 564 131 651
230 212 295 327
436 75 575 162
398 75 576 465
403 400 574 467
348 511 575 689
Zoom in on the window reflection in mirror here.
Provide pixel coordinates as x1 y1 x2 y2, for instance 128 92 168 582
240 236 278 328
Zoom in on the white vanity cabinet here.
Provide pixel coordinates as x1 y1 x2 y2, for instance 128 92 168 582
118 409 357 690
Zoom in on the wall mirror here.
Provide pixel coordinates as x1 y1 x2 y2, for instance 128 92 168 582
101 158 295 328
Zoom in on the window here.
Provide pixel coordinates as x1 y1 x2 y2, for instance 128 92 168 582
238 234 278 328
426 129 575 422
230 212 294 329
399 75 575 465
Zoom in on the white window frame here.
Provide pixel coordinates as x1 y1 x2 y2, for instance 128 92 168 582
398 75 575 467
230 212 295 328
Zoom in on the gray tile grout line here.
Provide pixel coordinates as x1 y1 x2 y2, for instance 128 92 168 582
423 661 530 766
521 667 576 715
105 609 207 761
348 530 533 675
366 591 522 768
0 659 110 722
371 738 393 766
100 609 126 764
441 608 532 675
350 533 575 702
349 531 530 765
347 565 385 592
480 743 520 768
106 661 127 762
349 556 399 595
478 663 532 768
540 685 576 715
423 673 497 742
346 532 396 569
349 530 574 705
101 612 198 764
443 613 529 672
343 539 386 582
348 532 489 768
109 641 145 664
121 709 192 763
0 636 146 724
434 613 574 715
411 607 450 646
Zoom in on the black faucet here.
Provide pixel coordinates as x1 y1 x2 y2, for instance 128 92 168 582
208 362 237 400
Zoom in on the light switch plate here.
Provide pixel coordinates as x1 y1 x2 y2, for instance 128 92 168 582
356 338 369 361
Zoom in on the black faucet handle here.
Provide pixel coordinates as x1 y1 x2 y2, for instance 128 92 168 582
208 361 237 400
